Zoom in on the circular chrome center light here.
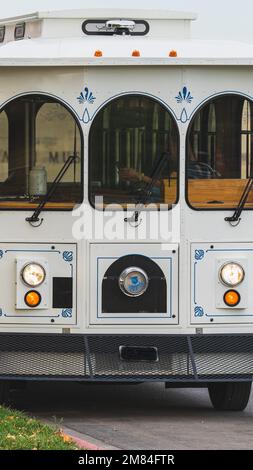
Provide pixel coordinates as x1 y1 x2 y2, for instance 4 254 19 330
219 262 245 287
21 263 46 287
119 267 149 297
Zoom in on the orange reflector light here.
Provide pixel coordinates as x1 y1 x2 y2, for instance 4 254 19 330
169 50 178 57
132 50 141 57
224 290 241 307
24 291 41 308
94 50 103 57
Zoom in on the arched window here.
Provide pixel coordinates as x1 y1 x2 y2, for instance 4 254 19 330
0 94 82 209
0 111 8 182
187 94 253 210
89 95 179 207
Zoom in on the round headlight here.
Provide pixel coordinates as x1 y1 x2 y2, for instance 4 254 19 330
21 263 46 287
219 262 245 287
119 267 149 297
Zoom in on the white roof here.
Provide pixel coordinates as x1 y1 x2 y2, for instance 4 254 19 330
0 9 197 25
1 37 253 66
0 9 252 66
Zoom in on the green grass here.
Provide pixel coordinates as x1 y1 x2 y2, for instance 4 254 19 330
0 406 78 450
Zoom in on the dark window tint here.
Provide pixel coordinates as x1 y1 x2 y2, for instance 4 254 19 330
0 95 82 209
89 95 179 208
187 95 253 209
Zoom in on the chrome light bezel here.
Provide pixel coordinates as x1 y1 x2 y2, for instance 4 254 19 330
219 262 245 287
21 262 46 287
119 267 149 297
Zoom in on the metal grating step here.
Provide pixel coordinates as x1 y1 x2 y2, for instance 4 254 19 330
0 333 252 382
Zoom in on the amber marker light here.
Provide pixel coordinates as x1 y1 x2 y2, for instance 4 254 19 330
94 50 103 57
24 291 41 308
132 50 141 57
224 290 241 307
169 50 178 57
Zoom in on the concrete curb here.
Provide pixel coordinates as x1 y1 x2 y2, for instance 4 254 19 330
38 416 119 451
61 426 119 451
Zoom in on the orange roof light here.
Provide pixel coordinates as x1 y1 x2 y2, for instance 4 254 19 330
94 50 103 57
169 50 178 57
132 50 141 57
24 291 41 308
224 290 241 307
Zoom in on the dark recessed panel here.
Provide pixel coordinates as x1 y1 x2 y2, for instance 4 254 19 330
53 277 73 308
102 255 167 313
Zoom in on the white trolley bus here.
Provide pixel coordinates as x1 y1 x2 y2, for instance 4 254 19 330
0 7 253 410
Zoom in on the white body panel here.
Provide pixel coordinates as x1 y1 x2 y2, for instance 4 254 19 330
89 243 178 325
0 9 253 339
0 243 76 325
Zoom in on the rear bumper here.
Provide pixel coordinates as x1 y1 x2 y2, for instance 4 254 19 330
0 333 253 383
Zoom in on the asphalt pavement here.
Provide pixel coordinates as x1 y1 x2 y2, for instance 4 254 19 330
10 381 253 450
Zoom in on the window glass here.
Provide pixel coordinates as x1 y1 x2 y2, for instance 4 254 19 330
89 95 179 207
0 111 8 182
0 95 82 209
36 103 81 183
187 95 253 209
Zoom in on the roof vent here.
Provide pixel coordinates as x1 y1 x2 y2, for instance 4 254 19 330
82 19 149 36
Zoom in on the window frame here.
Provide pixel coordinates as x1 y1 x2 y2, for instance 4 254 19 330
241 99 253 179
88 93 180 211
0 93 84 212
0 109 9 183
185 93 253 212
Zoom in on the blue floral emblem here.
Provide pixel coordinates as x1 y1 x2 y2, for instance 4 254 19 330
77 87 96 104
175 86 194 104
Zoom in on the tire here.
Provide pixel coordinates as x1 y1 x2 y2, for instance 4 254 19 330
208 382 252 411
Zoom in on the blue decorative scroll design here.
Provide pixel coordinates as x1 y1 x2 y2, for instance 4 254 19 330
195 250 205 261
0 250 4 259
175 86 194 104
63 251 73 262
0 309 3 317
194 306 204 317
62 309 73 318
77 87 96 104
